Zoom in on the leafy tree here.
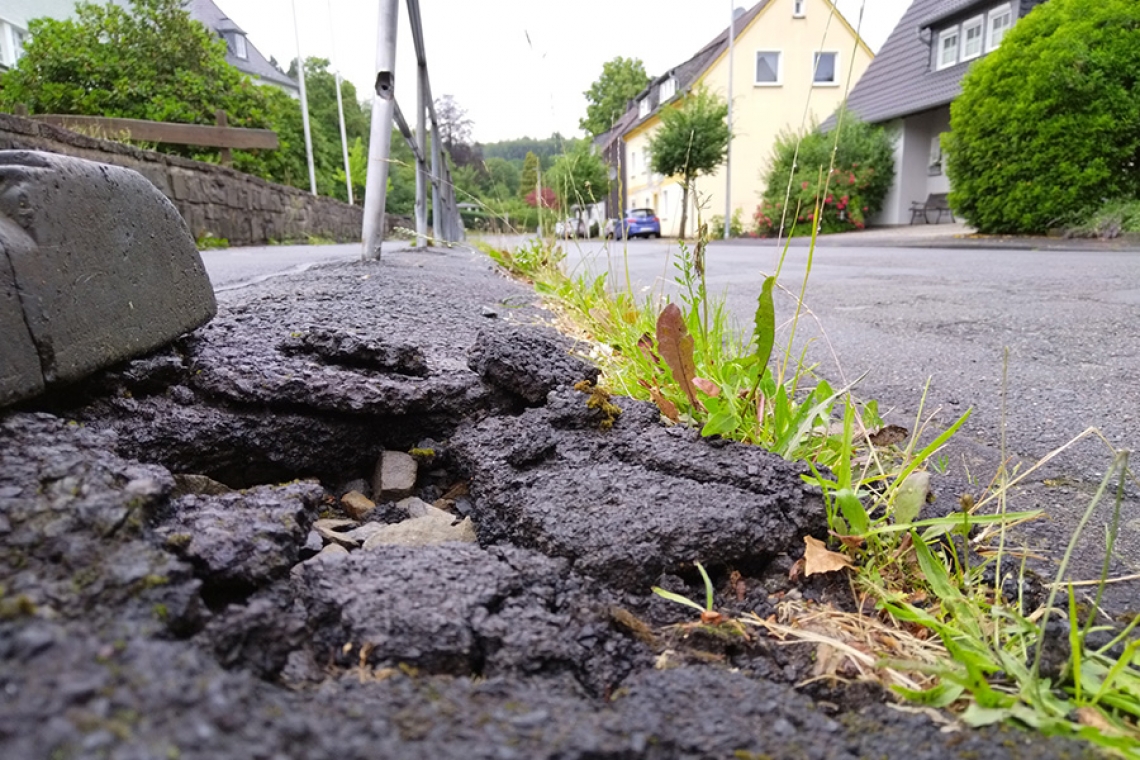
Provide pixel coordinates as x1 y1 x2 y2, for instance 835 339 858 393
581 57 651 137
0 0 265 134
547 141 610 225
483 134 571 163
754 112 894 236
647 86 730 238
434 94 483 168
519 151 540 200
483 157 520 198
944 0 1140 233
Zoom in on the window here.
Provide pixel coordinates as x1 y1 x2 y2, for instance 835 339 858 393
793 0 806 17
233 33 248 60
936 27 959 70
638 98 650 118
986 4 1012 51
755 51 781 85
632 151 639 172
929 135 943 175
961 15 984 60
812 51 838 85
659 77 676 102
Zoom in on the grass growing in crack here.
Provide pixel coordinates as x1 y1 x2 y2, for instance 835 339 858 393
478 223 1140 753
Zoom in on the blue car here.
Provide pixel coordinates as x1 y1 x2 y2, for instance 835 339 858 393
607 208 661 239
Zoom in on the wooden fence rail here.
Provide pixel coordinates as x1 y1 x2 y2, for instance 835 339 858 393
29 111 278 164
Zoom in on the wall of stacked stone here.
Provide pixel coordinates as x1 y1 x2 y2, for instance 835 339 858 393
0 112 375 247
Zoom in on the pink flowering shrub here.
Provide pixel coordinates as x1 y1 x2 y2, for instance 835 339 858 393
753 112 893 237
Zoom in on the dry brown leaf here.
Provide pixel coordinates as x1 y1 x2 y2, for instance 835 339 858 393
1075 707 1118 734
655 303 703 411
869 424 909 447
692 377 721 397
649 387 680 422
803 536 854 576
832 532 865 550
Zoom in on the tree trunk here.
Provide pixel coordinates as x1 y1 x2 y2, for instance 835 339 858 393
678 181 690 240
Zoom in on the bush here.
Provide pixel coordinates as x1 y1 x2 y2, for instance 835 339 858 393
1065 199 1140 240
710 209 745 238
753 113 893 237
944 0 1140 234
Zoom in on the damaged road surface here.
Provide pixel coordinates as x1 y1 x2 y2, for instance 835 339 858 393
0 247 1098 759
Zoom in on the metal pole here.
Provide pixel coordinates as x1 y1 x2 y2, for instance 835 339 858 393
724 1 734 239
291 0 317 196
414 65 428 247
328 0 354 205
361 0 400 259
430 118 443 242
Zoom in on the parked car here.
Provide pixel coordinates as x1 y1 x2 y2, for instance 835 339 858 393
606 208 661 239
554 218 587 238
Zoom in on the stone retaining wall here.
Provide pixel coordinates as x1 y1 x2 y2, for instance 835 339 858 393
0 112 368 247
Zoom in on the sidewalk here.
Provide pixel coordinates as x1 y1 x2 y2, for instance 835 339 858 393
725 221 1140 251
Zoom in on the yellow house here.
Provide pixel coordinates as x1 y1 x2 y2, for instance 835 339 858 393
620 0 873 237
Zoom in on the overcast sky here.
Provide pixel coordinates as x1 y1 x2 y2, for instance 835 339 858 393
220 0 911 143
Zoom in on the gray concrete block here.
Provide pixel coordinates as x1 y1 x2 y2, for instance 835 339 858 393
0 150 216 404
0 223 44 405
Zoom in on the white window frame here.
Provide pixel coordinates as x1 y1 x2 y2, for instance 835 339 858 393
986 4 1012 51
793 0 806 18
233 33 248 60
812 51 839 86
929 135 943 176
659 77 676 102
638 98 650 118
936 26 959 70
632 150 639 172
754 50 782 86
960 15 984 60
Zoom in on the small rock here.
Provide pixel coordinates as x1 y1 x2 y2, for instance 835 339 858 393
340 523 388 544
339 478 370 499
361 512 477 549
371 451 417 500
314 518 360 547
398 496 436 519
319 543 350 557
341 490 376 520
481 306 498 318
302 529 323 555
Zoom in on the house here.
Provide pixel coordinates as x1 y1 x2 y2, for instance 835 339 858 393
184 0 299 96
0 0 127 70
833 0 1047 225
613 0 873 237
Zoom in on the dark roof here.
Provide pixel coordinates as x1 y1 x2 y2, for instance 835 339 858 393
621 1 772 135
183 0 298 92
833 0 1042 126
828 0 972 125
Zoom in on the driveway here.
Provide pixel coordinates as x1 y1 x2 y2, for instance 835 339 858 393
558 235 1140 608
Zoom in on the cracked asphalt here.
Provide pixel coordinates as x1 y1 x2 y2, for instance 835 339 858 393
561 235 1140 612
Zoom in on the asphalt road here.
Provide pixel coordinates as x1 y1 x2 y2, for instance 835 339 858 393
559 235 1140 609
199 241 382 291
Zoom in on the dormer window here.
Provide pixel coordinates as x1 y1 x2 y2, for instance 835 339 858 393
231 32 248 60
961 15 984 60
793 0 805 17
936 27 959 70
659 77 676 102
986 4 1012 50
638 98 650 118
